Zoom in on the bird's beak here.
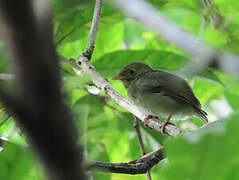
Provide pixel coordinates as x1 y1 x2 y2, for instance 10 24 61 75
112 74 123 80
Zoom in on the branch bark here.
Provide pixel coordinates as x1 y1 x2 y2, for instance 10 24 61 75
134 116 146 155
85 118 224 174
86 148 164 174
84 0 103 59
134 116 152 180
0 1 87 179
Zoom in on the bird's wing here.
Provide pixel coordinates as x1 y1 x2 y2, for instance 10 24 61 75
136 70 201 108
134 70 208 122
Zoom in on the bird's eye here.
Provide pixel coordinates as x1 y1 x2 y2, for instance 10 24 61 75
129 69 135 74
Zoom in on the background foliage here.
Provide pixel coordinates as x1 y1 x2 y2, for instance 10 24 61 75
0 0 239 179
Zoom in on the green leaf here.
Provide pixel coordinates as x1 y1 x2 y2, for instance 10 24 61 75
164 0 200 12
203 28 227 46
93 50 188 78
160 112 239 180
225 91 239 111
192 78 224 105
92 22 124 60
0 142 42 180
215 0 239 21
54 1 123 47
197 69 224 85
63 75 91 92
162 8 201 33
123 19 148 48
57 21 124 59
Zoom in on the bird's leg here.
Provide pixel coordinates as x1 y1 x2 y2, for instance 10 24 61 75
160 115 176 134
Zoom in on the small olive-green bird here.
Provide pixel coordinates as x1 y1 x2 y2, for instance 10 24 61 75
112 62 208 132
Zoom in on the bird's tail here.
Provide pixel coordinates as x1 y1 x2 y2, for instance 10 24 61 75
196 108 208 123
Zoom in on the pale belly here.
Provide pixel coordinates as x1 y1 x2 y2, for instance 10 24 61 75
130 92 195 121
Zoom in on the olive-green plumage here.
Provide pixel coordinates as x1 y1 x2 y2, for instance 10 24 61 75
113 62 208 123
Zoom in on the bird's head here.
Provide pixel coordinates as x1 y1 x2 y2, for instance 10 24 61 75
112 62 153 88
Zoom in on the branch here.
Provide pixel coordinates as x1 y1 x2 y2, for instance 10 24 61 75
110 0 239 75
134 116 146 155
86 148 164 174
77 56 182 136
134 116 152 180
0 1 87 179
84 0 103 59
0 88 23 116
85 118 223 174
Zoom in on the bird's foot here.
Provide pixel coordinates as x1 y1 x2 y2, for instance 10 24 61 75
144 115 153 127
160 121 176 135
144 115 159 127
159 115 176 135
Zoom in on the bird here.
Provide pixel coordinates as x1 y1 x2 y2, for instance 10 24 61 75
112 62 208 134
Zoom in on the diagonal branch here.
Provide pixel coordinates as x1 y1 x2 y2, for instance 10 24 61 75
86 148 164 174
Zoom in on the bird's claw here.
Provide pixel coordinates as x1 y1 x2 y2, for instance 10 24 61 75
160 121 176 135
144 115 159 127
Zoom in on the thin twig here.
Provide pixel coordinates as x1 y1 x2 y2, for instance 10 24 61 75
134 116 146 155
62 0 103 76
84 0 103 59
86 148 164 174
134 116 152 180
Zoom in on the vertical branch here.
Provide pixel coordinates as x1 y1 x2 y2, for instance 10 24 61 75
0 1 87 179
84 0 103 59
134 116 152 180
134 116 146 155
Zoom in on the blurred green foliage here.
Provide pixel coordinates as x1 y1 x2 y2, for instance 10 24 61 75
0 0 239 179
